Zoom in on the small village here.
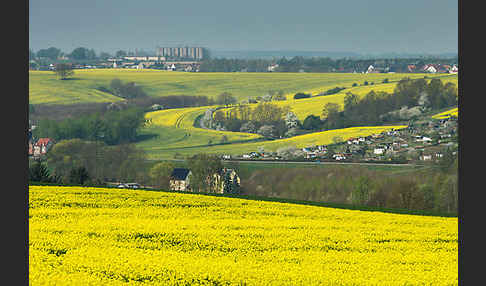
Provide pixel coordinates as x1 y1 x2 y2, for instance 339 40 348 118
234 114 458 164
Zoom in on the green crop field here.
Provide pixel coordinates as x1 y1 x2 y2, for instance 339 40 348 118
29 69 452 105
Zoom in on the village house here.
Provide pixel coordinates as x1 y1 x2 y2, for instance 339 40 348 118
32 138 54 157
373 147 386 155
420 154 433 161
169 168 192 191
267 64 279 72
212 168 241 194
423 64 438 73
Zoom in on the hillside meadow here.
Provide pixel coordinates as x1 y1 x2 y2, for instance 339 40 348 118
29 69 451 105
29 185 458 285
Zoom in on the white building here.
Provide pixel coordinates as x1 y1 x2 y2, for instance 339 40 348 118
374 148 385 155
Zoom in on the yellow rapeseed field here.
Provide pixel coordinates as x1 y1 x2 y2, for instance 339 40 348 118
432 107 458 119
29 185 458 285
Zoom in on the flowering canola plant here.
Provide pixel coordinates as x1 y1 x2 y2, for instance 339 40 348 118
29 186 458 285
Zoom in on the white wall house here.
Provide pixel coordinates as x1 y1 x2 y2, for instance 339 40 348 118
374 148 385 155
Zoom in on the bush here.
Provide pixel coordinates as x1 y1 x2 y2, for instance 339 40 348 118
293 93 311 99
319 87 345 96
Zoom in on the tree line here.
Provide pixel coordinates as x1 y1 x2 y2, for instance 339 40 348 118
29 140 149 185
33 107 147 145
29 145 241 195
241 155 458 214
29 140 457 214
307 78 458 132
198 56 457 73
209 102 297 139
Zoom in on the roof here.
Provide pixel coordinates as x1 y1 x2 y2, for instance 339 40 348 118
36 138 52 146
170 168 191 180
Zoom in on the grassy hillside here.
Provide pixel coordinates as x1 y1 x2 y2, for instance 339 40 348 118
29 185 457 285
29 69 452 105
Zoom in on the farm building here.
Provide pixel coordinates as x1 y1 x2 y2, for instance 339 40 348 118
212 168 240 194
30 138 54 157
169 168 192 191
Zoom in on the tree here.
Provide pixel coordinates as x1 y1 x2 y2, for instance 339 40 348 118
240 121 257 133
213 110 226 124
294 92 311 99
187 154 223 193
68 166 90 185
70 47 96 61
322 102 342 129
217 92 237 106
149 161 175 189
257 125 277 139
99 52 112 60
251 102 284 124
29 160 52 182
115 50 127 58
302 115 322 130
285 111 300 129
222 171 240 194
54 63 74 80
352 176 371 205
36 47 61 60
110 78 124 96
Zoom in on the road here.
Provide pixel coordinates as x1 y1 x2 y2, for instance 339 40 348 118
165 158 420 167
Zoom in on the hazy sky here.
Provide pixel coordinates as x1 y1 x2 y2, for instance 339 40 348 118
29 0 458 55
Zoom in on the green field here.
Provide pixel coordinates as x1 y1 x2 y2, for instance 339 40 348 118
30 69 457 160
29 69 453 105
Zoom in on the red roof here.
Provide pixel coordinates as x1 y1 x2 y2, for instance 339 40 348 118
36 138 52 146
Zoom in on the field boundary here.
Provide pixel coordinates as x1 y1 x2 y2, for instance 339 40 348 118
28 183 457 217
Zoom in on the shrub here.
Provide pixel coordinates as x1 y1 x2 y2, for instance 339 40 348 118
293 93 311 99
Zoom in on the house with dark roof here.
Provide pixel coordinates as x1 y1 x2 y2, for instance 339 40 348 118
169 168 192 191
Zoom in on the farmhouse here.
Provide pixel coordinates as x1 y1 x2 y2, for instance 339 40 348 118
169 168 192 191
423 64 437 73
33 138 54 156
374 148 385 155
212 168 241 194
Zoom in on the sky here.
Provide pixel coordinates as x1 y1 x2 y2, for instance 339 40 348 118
29 0 458 55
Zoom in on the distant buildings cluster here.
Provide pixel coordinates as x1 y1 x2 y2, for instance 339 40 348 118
366 63 458 74
157 47 205 60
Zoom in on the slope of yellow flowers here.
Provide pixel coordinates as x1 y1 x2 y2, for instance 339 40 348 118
29 186 458 285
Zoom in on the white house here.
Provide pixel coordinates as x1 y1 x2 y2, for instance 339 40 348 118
449 65 458 74
267 64 279 72
167 64 176 71
333 154 346 161
420 154 432 161
423 65 437 73
374 148 385 155
169 168 192 191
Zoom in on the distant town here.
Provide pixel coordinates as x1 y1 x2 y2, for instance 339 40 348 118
29 46 458 74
